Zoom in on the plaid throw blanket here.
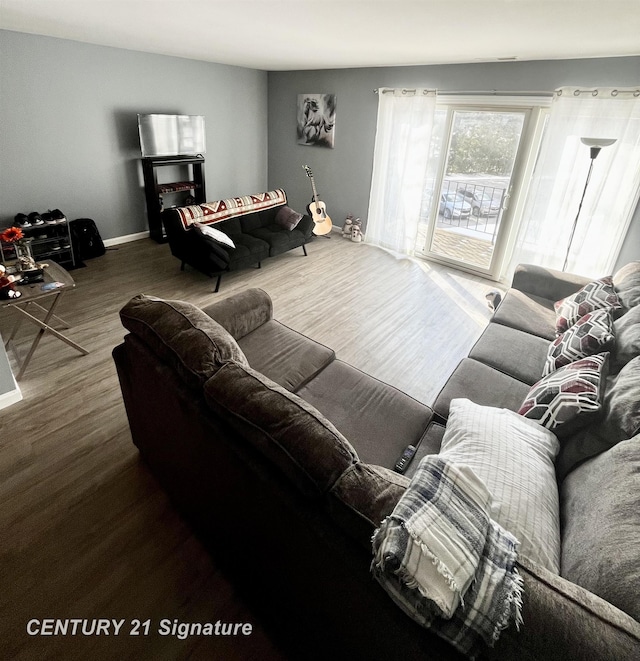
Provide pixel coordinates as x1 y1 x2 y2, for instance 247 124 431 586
372 456 523 659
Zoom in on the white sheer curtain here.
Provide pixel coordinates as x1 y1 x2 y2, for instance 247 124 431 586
366 89 437 254
507 87 640 278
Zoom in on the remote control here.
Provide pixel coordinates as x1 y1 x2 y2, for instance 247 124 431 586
394 444 417 474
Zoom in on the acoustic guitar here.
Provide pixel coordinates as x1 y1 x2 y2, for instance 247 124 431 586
302 165 333 235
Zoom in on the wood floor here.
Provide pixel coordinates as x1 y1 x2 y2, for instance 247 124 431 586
0 234 498 660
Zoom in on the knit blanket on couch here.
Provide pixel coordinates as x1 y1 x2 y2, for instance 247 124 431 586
175 188 287 230
371 455 523 659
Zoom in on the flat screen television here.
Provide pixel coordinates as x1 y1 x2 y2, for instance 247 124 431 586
138 114 206 158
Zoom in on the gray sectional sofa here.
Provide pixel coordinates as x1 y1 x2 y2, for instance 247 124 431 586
113 262 640 660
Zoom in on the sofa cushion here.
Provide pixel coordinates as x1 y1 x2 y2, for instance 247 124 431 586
119 295 248 390
216 233 270 272
433 357 531 419
554 277 623 336
237 319 335 391
612 260 640 310
511 263 591 301
518 353 609 438
237 211 265 234
203 361 358 498
543 309 614 377
274 205 303 231
247 226 307 255
612 304 640 370
491 288 557 340
439 398 561 573
560 434 640 621
468 322 550 385
218 217 243 235
226 232 270 260
556 355 640 481
296 359 433 470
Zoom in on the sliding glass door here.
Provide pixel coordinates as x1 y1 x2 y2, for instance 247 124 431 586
418 103 539 278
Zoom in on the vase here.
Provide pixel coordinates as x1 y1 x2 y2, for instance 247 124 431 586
15 240 37 272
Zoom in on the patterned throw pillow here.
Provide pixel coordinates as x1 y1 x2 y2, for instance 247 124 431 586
544 309 615 376
554 277 622 336
518 353 609 437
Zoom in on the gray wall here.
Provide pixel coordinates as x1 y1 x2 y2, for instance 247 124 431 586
268 57 640 270
0 30 268 240
0 339 17 398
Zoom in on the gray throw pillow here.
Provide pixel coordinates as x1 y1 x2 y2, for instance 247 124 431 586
555 355 640 481
612 261 640 310
598 355 640 441
560 433 640 621
274 205 303 230
613 304 640 370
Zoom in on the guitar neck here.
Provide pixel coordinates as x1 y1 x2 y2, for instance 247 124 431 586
310 177 320 206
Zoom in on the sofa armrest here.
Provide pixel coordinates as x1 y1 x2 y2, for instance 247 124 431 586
512 264 591 302
488 555 640 661
202 288 273 340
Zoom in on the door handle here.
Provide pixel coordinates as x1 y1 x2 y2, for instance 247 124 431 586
502 190 511 211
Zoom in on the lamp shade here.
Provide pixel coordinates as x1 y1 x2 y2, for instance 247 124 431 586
581 138 616 148
581 137 616 160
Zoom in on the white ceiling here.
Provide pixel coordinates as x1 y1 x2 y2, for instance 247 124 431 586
1 0 639 71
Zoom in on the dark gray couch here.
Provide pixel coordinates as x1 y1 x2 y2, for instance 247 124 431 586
113 263 640 660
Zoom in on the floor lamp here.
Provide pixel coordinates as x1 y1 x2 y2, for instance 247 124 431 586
562 137 617 271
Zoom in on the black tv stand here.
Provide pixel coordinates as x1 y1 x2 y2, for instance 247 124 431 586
141 155 206 243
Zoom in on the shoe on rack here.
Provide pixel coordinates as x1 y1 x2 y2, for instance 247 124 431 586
13 213 31 228
50 209 66 221
42 211 58 224
28 212 45 226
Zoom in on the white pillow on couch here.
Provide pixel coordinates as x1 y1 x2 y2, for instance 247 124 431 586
195 222 236 249
439 398 561 573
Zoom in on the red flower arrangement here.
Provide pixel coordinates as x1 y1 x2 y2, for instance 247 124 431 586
0 227 25 243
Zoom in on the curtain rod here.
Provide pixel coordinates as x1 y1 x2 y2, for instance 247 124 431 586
556 87 640 97
374 88 553 97
373 87 640 97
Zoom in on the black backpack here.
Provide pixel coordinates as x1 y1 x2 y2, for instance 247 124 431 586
70 218 106 260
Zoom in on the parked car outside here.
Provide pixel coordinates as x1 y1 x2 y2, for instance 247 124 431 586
439 192 472 220
457 188 502 216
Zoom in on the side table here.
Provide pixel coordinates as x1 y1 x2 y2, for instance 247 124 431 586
1 262 89 380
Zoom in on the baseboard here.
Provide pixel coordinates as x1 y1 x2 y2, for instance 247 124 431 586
0 383 22 411
103 231 150 247
0 336 21 410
